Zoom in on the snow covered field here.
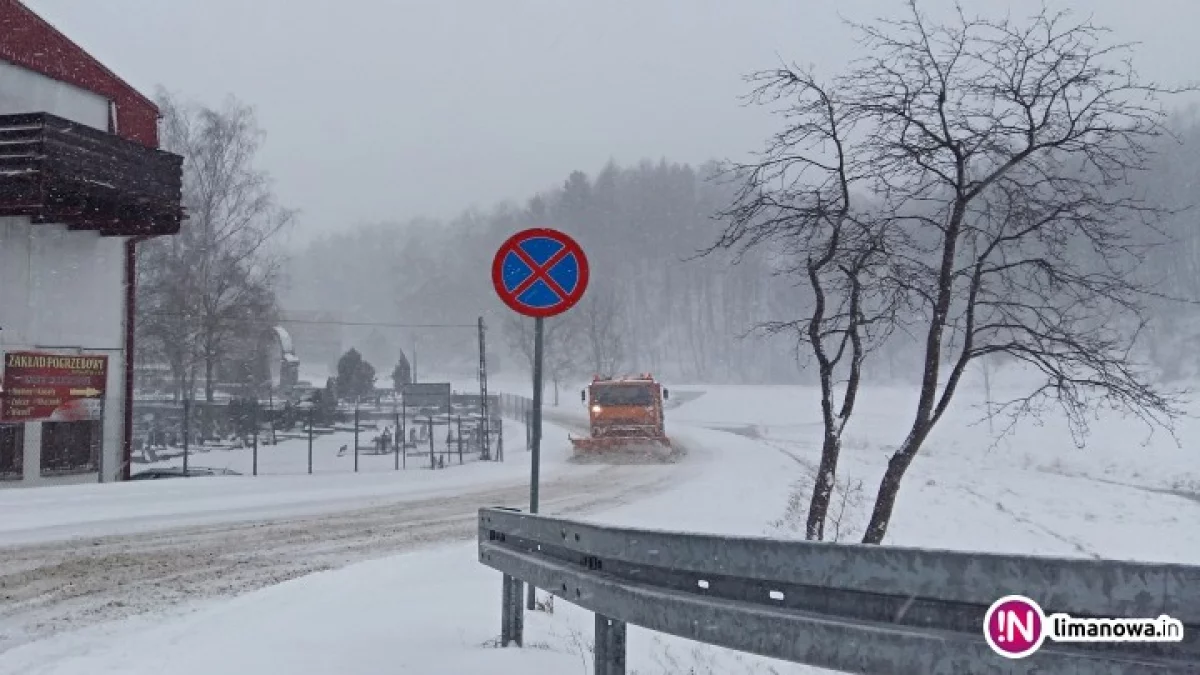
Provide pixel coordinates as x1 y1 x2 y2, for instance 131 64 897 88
2 379 1197 674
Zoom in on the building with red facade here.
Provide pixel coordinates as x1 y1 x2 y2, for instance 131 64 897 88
0 0 184 486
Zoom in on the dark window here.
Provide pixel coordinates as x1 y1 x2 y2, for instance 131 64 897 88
40 421 100 475
0 424 23 480
591 385 654 407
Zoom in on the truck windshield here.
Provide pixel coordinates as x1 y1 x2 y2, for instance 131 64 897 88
592 385 654 407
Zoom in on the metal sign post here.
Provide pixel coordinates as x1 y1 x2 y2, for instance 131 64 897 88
491 227 590 616
96 395 107 483
427 417 435 469
252 399 259 476
529 317 544 512
182 396 191 474
306 405 314 475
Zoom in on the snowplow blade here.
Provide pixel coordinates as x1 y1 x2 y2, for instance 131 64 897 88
569 435 678 464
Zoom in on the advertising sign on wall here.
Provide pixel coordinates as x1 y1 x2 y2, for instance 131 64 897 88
0 351 108 422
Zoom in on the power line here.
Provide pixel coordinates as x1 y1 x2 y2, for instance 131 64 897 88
140 311 477 330
280 318 477 329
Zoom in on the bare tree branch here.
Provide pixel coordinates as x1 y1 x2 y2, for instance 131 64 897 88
704 66 907 541
137 91 295 429
716 1 1195 544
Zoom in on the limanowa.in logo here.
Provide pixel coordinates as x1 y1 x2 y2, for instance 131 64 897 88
984 595 1185 659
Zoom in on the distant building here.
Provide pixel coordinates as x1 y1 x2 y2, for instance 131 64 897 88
267 326 301 391
0 0 184 486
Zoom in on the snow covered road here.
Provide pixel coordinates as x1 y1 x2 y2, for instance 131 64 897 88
0 416 793 675
0 423 689 655
6 381 1198 674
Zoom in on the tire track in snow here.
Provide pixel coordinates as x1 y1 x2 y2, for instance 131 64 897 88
956 483 1101 559
0 462 677 655
1035 469 1200 508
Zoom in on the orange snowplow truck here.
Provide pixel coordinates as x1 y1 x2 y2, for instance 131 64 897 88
569 374 671 457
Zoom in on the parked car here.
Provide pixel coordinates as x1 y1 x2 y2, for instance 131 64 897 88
129 467 242 480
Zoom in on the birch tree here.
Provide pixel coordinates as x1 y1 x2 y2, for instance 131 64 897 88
137 91 294 433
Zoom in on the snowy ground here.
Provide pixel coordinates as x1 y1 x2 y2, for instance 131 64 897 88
669 382 1200 560
2 376 1198 674
0 417 690 654
2 421 539 547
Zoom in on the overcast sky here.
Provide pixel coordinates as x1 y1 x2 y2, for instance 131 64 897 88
23 0 1200 246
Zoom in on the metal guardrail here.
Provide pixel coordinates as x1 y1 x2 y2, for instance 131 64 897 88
478 508 1200 675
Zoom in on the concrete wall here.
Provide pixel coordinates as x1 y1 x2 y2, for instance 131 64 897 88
0 58 109 130
0 217 127 487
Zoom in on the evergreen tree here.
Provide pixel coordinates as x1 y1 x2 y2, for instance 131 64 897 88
392 352 413 390
336 348 376 401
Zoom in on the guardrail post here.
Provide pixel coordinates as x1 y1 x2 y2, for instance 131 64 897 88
594 614 626 675
500 573 524 647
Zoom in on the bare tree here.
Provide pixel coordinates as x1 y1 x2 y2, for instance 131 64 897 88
729 1 1192 544
577 284 627 378
545 321 583 406
138 91 294 433
706 70 901 541
503 314 581 406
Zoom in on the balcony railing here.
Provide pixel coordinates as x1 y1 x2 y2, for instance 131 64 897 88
0 112 183 236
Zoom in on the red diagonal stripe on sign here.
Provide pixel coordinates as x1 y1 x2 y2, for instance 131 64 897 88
509 244 573 301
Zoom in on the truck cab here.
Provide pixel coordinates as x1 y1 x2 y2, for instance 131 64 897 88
580 374 669 442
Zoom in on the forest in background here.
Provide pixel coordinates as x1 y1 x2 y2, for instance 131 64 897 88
282 115 1200 387
283 159 799 386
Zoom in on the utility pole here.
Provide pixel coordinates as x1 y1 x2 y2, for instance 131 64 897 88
478 316 491 460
